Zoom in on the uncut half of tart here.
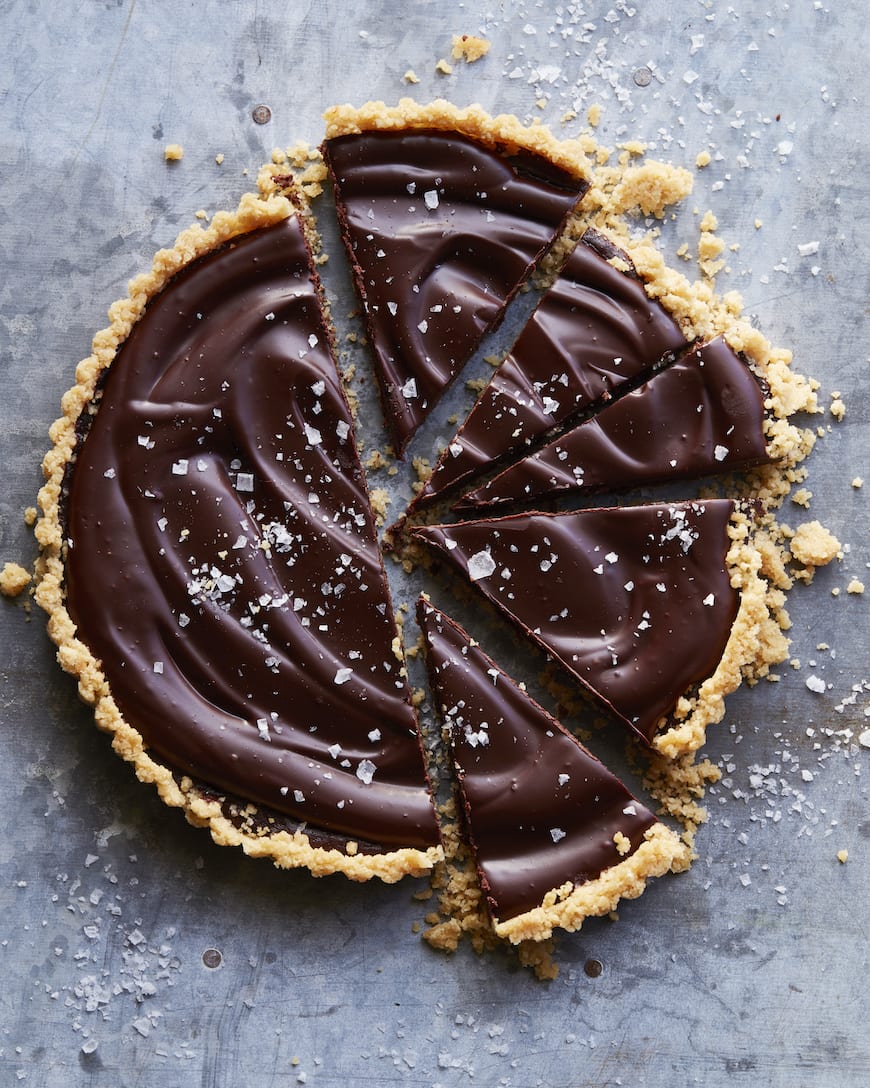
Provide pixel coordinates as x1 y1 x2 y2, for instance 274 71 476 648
34 178 443 882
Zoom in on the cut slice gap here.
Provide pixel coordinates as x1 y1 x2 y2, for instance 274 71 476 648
459 336 772 511
36 186 441 881
418 596 689 943
322 101 590 455
414 499 745 755
407 228 691 513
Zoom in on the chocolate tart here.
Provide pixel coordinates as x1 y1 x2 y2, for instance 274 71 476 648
35 186 442 881
459 335 771 510
415 499 767 756
322 100 590 454
411 228 690 510
418 598 689 943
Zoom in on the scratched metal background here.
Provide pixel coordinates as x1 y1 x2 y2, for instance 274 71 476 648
1 2 868 1085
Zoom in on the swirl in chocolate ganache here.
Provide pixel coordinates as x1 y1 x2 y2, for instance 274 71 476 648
64 218 439 850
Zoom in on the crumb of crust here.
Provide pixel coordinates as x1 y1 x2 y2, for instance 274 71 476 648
403 70 420 84
791 488 812 508
195 210 208 220
587 103 602 128
24 507 37 527
846 579 865 595
1 561 31 598
698 210 726 278
365 449 390 472
215 153 224 165
163 143 183 161
451 34 491 62
696 150 712 168
837 849 849 863
641 752 721 841
435 58 453 75
830 393 846 420
789 521 842 574
852 477 863 489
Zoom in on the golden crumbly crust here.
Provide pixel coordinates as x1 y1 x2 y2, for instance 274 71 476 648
33 179 441 884
322 98 591 183
493 823 690 944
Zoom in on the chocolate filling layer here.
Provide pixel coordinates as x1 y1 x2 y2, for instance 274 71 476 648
63 218 439 850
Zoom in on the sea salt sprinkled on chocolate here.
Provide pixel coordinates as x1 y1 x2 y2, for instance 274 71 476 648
334 667 353 685
423 189 439 210
356 759 377 785
714 444 729 461
171 459 188 476
550 828 566 843
401 377 418 400
703 593 716 606
467 550 496 581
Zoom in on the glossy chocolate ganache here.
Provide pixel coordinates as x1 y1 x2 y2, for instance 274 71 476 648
62 217 439 853
416 500 739 747
418 598 665 924
323 128 589 453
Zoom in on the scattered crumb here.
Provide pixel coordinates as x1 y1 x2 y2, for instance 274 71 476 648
403 70 420 85
837 849 849 864
846 579 865 595
451 34 491 62
695 150 711 168
790 488 812 508
754 218 763 229
0 561 31 597
24 506 37 527
851 477 863 489
587 103 602 128
194 209 208 220
830 393 846 421
215 153 225 165
435 58 454 75
369 487 391 527
698 210 726 278
789 521 842 574
163 143 183 161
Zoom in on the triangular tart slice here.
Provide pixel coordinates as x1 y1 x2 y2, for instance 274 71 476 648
36 189 441 881
415 500 740 753
417 597 689 943
460 336 771 510
410 228 689 508
322 101 589 454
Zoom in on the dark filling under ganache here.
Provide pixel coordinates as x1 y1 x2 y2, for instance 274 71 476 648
322 128 589 453
412 229 690 509
459 335 771 510
415 500 739 746
63 217 439 851
418 598 658 921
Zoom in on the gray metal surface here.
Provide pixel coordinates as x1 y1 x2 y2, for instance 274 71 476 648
1 2 867 1084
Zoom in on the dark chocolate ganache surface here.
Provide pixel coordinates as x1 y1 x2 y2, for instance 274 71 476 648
418 598 658 922
322 129 588 453
64 217 439 850
416 500 739 745
414 229 689 509
461 335 771 509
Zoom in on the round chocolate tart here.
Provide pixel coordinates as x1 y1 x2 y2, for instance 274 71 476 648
34 100 820 943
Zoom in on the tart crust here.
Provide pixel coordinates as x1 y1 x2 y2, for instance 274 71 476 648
494 823 689 944
323 97 591 184
34 177 442 882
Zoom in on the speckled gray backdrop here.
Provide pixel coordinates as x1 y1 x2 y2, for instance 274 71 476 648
1 2 868 1085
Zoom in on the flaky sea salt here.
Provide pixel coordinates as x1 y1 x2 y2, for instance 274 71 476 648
334 667 353 685
467 550 496 581
356 759 377 784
